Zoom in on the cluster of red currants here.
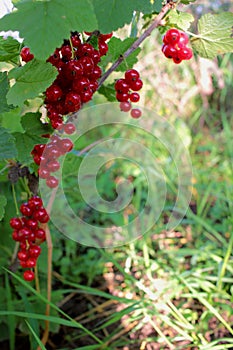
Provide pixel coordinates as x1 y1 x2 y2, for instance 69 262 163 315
10 196 49 281
161 28 193 64
31 129 74 188
115 69 143 118
45 31 112 129
20 31 112 129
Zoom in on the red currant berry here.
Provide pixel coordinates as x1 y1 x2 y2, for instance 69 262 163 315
173 56 182 64
120 101 132 112
60 138 73 153
28 245 41 258
115 79 130 93
72 77 90 93
178 47 193 60
163 28 181 45
116 92 129 102
20 203 33 217
65 60 84 79
27 219 38 230
130 108 142 119
162 44 177 59
35 228 46 241
10 217 23 230
61 45 72 60
12 230 20 241
18 250 29 261
28 196 43 209
88 66 102 80
46 85 63 102
46 160 60 172
178 32 189 48
33 208 49 223
20 47 34 62
89 80 98 93
26 258 37 268
98 40 108 56
130 79 143 91
129 92 140 103
92 49 101 64
125 69 140 84
23 270 35 282
38 167 50 179
18 227 32 240
47 49 61 67
63 123 76 134
80 43 95 57
46 176 59 188
99 33 113 41
65 92 81 113
71 33 81 48
80 88 93 103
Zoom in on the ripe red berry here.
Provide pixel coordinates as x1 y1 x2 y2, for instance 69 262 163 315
115 79 129 93
46 176 59 188
60 138 73 153
27 219 38 230
99 32 113 41
20 47 34 62
130 79 143 91
10 217 23 230
28 245 41 258
20 203 33 217
72 77 90 93
130 108 142 119
23 270 35 282
46 160 60 172
63 123 76 134
71 33 81 48
120 101 132 112
65 92 81 112
125 69 140 84
163 28 180 45
18 227 32 240
33 208 49 223
18 250 29 261
46 84 63 102
28 196 43 209
26 258 37 268
61 45 73 60
38 167 50 179
116 92 129 102
65 60 84 79
129 92 140 103
35 228 46 241
162 44 177 59
98 39 108 56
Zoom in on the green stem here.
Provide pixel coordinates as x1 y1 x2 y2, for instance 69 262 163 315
11 184 19 216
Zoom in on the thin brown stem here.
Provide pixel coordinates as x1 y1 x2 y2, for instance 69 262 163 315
98 2 172 88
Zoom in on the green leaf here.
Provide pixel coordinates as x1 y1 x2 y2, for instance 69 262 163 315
98 83 116 102
168 10 194 31
191 12 233 59
0 72 14 113
0 108 24 133
13 132 47 164
133 0 162 14
0 126 17 160
93 0 162 33
0 195 7 221
0 36 20 63
21 112 52 135
181 0 196 4
0 0 98 60
101 37 141 71
7 59 57 106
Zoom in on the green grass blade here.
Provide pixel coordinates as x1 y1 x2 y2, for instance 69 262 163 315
25 321 46 350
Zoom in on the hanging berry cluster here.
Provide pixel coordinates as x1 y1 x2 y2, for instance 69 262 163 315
162 28 193 64
10 196 49 281
20 31 112 129
115 69 143 118
31 130 74 189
